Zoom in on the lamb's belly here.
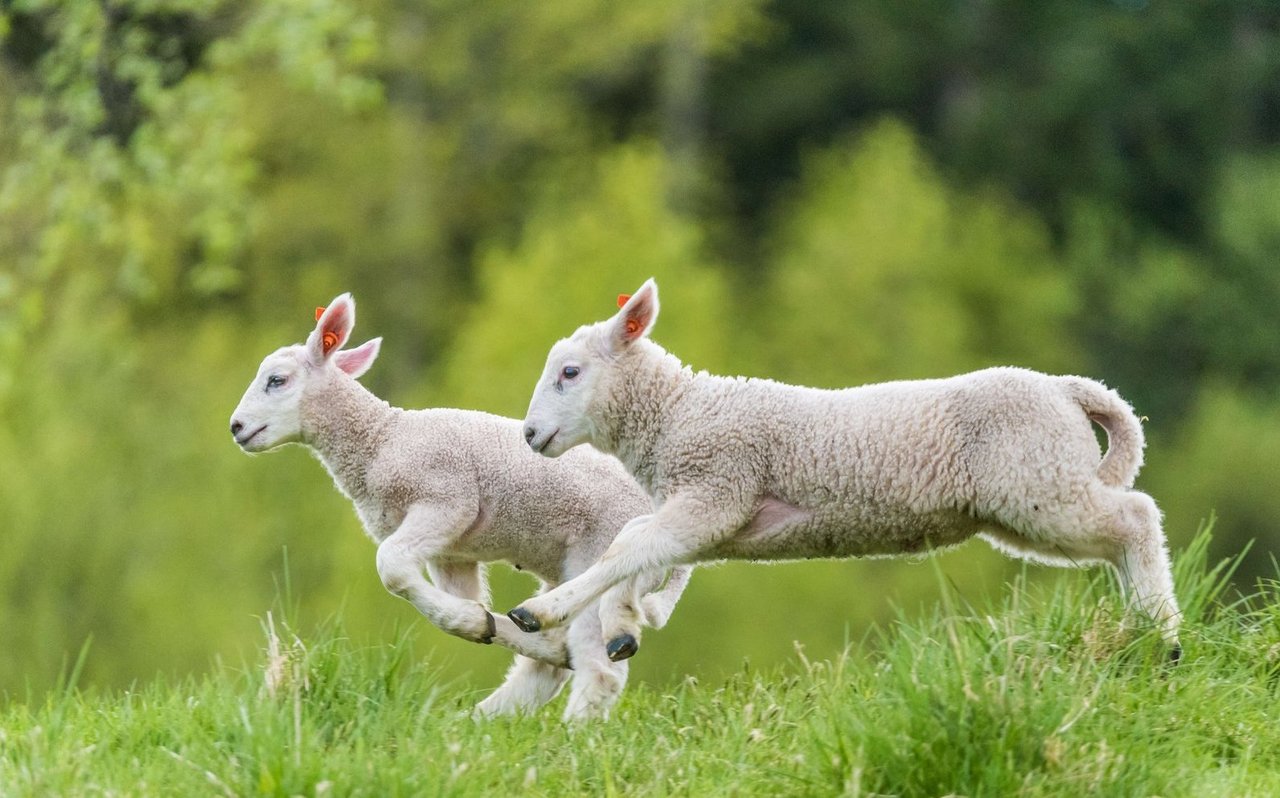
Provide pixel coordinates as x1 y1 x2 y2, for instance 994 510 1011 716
712 508 981 562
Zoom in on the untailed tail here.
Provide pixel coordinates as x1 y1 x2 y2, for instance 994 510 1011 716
1062 377 1145 488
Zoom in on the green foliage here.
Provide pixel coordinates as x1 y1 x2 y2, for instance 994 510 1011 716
760 119 1077 387
3 529 1279 796
1144 387 1280 585
0 0 381 312
434 143 731 417
708 0 1280 243
1069 151 1280 423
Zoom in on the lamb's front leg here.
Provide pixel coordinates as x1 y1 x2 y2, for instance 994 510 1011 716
508 492 745 634
378 506 569 667
427 559 571 665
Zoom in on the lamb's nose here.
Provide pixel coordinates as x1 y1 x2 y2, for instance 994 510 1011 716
231 420 244 436
524 426 536 444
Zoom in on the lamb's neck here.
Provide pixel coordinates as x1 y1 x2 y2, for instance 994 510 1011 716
301 373 397 500
600 344 690 491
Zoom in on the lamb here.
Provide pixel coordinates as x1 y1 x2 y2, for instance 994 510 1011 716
228 293 691 720
508 278 1182 664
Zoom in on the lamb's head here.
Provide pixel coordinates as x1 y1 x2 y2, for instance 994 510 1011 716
229 293 382 453
523 278 659 457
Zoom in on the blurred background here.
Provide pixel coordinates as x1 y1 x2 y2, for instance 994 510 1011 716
2 0 1279 697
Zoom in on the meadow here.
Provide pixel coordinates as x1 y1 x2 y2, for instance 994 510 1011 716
3 528 1277 797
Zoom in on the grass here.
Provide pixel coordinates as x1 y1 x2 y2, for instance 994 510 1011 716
3 528 1280 797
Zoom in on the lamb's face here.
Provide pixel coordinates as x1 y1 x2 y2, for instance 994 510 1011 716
229 347 309 453
523 327 608 458
524 279 660 458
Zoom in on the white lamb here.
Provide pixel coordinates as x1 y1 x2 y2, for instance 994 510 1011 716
509 279 1182 663
228 293 691 720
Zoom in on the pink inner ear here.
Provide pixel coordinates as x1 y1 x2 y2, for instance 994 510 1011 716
334 339 379 377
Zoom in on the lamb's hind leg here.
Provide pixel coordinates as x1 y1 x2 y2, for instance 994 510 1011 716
597 566 693 662
1106 490 1181 660
985 487 1181 661
562 602 628 721
591 515 655 662
598 578 645 662
473 656 570 718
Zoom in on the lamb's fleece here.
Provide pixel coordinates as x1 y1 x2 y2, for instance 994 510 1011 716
230 294 690 720
511 278 1180 661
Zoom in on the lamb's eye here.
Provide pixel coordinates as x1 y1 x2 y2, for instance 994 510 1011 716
266 374 287 390
561 366 580 380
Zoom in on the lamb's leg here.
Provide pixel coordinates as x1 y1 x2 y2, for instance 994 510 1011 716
1107 491 1182 660
378 507 570 666
597 567 690 662
509 493 743 633
597 578 646 662
640 566 693 629
983 487 1181 662
473 656 570 718
562 602 628 721
426 560 491 607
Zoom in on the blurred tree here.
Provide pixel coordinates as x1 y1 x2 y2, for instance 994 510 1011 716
757 119 1078 388
1142 387 1280 580
0 0 380 305
1069 152 1280 422
232 0 763 387
434 143 731 418
707 0 1280 249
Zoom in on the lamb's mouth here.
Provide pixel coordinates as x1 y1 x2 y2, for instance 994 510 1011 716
236 425 267 448
533 429 558 454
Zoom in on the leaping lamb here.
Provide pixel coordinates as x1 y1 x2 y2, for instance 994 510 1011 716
228 293 691 720
508 278 1181 664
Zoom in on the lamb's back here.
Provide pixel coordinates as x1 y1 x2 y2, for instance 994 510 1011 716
661 367 1089 514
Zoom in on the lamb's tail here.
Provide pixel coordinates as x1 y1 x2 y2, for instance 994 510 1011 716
1061 376 1145 489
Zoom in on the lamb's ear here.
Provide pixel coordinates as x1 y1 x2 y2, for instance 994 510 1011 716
306 293 355 365
609 278 659 351
334 338 381 379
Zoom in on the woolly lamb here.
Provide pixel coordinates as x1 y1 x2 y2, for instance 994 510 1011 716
228 293 691 720
509 279 1181 664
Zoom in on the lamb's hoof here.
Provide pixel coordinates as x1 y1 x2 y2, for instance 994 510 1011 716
606 634 638 662
478 611 496 645
1168 643 1183 665
507 607 541 633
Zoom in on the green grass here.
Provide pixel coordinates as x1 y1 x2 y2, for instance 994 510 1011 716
3 529 1279 797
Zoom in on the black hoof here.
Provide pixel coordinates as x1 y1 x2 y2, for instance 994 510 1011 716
507 607 541 633
606 634 638 662
479 612 496 645
1168 643 1183 665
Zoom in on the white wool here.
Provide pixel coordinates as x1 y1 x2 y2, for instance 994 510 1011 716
516 279 1180 656
230 293 690 721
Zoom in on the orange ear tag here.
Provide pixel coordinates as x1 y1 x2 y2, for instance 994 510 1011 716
617 294 631 308
314 307 339 353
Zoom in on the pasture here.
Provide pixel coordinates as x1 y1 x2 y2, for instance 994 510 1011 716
3 529 1276 797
